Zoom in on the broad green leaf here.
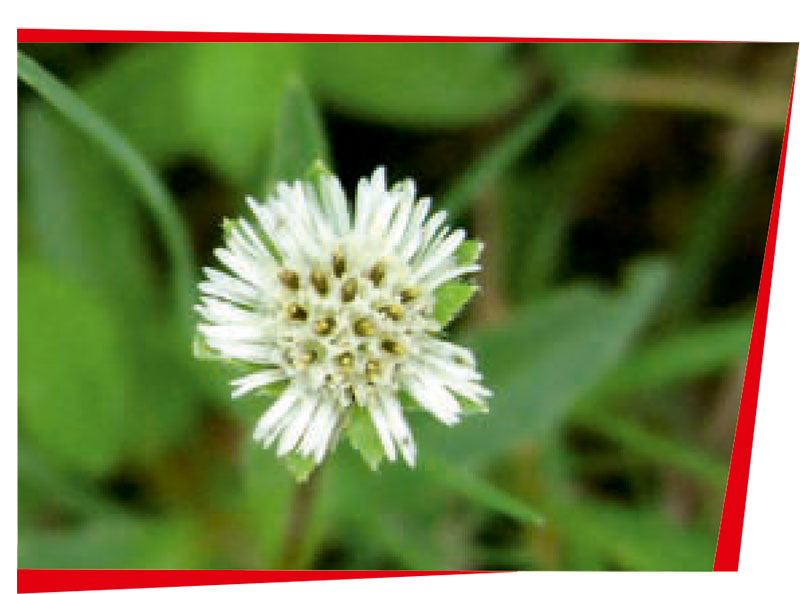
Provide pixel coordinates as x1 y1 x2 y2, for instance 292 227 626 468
19 261 128 476
539 43 631 86
67 43 297 183
18 515 206 569
434 281 478 326
267 78 330 191
76 44 194 163
185 43 299 183
586 312 754 407
312 262 668 568
18 52 194 331
19 91 206 467
346 407 385 471
19 105 155 314
416 257 671 466
303 43 525 128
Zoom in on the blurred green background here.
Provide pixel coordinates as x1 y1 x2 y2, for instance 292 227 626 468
17 42 796 570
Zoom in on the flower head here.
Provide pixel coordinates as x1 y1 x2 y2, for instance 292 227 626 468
196 166 490 473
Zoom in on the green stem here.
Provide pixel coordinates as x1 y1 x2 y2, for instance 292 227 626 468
17 51 195 332
577 69 789 131
277 467 322 569
441 91 571 220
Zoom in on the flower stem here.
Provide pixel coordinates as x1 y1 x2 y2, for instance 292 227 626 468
278 467 323 569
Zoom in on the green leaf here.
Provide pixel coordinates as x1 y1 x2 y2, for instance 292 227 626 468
346 407 385 471
73 44 194 163
267 78 330 192
185 43 299 183
284 452 317 483
47 44 296 184
434 281 478 326
18 52 195 327
19 55 213 466
417 257 671 466
19 100 155 315
539 43 631 86
455 239 484 266
18 261 128 476
303 43 525 128
18 515 206 569
586 312 754 407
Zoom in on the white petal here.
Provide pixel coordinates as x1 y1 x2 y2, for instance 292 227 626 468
199 323 266 342
277 397 317 456
404 376 461 426
313 408 341 463
299 400 336 459
379 396 416 466
200 268 259 305
411 229 465 282
253 387 300 442
367 400 397 462
231 369 286 398
423 264 480 290
320 175 351 235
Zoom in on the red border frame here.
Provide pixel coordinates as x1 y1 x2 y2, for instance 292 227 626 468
16 28 797 591
712 53 796 572
17 570 483 593
17 29 737 43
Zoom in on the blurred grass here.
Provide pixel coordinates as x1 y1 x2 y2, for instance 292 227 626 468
17 51 195 327
17 41 797 571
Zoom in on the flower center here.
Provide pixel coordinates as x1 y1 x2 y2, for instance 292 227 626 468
274 248 436 407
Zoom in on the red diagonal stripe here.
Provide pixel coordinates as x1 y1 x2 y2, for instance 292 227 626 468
713 54 797 571
15 28 733 43
18 569 491 593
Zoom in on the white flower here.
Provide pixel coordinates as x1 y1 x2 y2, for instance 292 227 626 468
195 166 491 470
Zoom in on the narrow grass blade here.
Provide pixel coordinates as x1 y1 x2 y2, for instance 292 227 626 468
441 92 570 219
573 411 729 488
421 455 545 526
18 51 195 329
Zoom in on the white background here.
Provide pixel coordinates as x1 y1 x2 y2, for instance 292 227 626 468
8 2 800 592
